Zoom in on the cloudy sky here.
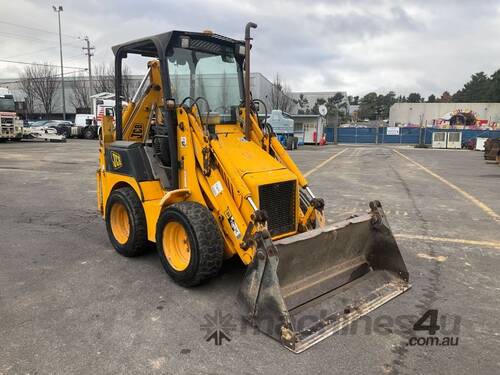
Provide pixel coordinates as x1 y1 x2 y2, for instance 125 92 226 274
1 0 499 97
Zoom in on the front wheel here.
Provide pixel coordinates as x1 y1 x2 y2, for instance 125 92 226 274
156 202 224 287
105 187 148 257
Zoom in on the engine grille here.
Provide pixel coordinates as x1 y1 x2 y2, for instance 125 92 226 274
259 181 296 237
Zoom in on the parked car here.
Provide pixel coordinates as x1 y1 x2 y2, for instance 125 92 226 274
28 120 51 128
45 121 74 136
462 138 476 150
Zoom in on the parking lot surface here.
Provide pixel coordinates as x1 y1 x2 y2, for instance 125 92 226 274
1 141 499 374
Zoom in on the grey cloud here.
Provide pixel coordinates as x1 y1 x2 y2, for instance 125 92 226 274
1 0 499 97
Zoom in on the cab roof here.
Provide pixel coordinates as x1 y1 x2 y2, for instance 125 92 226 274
111 30 244 58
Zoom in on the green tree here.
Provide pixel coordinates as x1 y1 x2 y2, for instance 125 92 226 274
358 92 378 120
297 93 309 114
407 93 423 103
310 97 326 115
439 91 452 102
427 94 436 103
488 69 500 102
452 72 491 102
380 91 396 118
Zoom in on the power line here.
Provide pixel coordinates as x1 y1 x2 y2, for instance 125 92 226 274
5 46 59 60
65 53 86 61
0 59 87 70
0 31 81 49
0 69 89 85
0 20 79 39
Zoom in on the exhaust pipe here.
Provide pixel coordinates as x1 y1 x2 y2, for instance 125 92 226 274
244 22 257 140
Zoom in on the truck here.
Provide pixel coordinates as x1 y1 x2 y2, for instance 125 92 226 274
71 94 124 139
0 87 23 141
58 94 122 139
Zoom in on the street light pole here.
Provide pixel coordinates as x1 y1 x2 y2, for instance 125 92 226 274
53 5 66 120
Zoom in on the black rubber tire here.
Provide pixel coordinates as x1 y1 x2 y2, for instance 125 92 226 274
83 127 96 139
156 201 224 287
105 187 148 257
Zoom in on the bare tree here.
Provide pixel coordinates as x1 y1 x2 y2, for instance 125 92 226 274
121 65 133 100
19 74 35 117
93 63 133 100
270 74 295 113
70 74 90 111
93 63 114 94
19 64 60 118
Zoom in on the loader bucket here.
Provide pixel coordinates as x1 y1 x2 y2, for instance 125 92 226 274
238 201 410 353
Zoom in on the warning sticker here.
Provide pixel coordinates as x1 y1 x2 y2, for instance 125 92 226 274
225 209 241 239
180 136 187 147
211 181 223 197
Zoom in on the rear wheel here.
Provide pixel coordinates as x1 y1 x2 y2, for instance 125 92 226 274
156 201 224 286
83 126 96 139
105 187 148 257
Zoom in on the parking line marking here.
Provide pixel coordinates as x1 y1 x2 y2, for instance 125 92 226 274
395 234 500 250
393 149 500 224
304 148 348 177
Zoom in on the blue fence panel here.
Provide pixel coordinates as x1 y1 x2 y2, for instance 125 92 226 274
356 128 377 143
338 127 357 143
325 127 334 142
423 128 500 144
381 129 401 144
327 127 500 144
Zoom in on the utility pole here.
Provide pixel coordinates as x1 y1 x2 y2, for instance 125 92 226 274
53 5 66 120
82 36 95 113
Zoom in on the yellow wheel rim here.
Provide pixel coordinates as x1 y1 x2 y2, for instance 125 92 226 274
163 222 191 271
110 202 130 245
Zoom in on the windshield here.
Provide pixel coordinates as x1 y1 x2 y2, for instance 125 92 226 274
167 47 242 123
0 96 15 112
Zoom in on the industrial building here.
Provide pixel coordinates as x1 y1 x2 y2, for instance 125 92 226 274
0 72 293 120
389 102 500 129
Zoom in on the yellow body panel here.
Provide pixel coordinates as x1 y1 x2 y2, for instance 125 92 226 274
97 59 314 266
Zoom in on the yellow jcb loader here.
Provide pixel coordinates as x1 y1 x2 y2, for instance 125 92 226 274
96 23 410 353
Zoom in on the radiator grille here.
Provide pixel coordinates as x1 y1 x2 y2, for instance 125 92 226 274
259 181 296 237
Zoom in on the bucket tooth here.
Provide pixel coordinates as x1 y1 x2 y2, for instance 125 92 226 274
238 201 411 353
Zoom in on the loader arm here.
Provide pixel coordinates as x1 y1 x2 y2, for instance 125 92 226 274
121 60 164 143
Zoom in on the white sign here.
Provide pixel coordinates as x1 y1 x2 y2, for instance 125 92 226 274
210 181 223 197
319 105 328 116
386 127 400 136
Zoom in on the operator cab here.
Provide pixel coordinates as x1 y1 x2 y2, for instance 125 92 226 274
112 31 248 190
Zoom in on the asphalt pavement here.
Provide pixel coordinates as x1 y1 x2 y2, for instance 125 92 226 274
0 141 499 374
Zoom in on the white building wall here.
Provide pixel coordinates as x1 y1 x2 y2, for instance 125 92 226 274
389 102 500 127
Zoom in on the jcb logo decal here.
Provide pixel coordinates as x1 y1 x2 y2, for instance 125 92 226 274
111 151 122 169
